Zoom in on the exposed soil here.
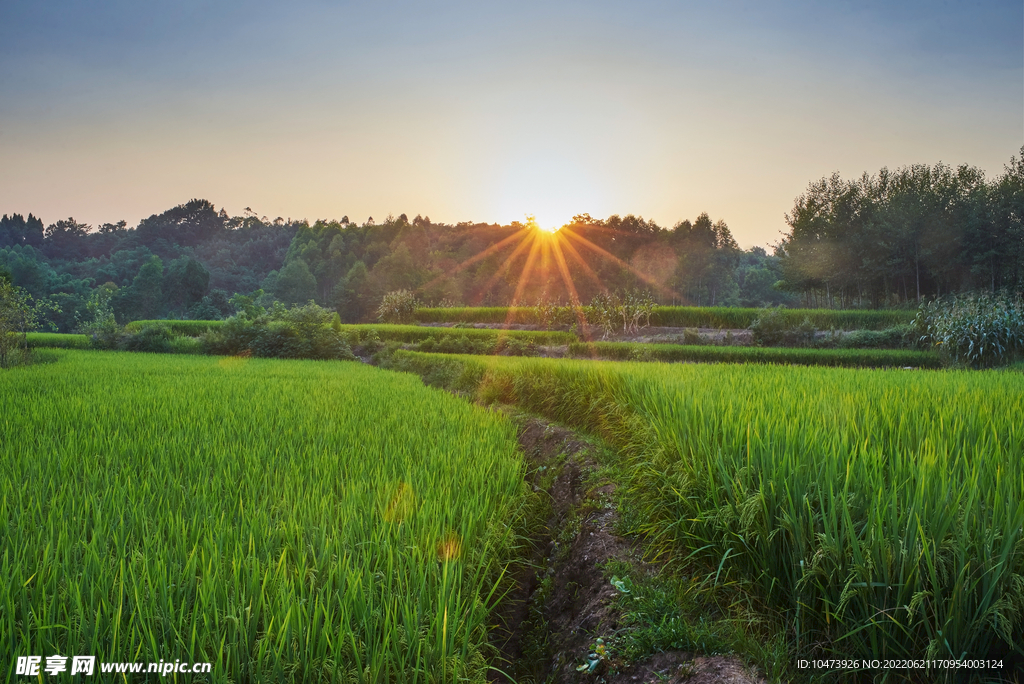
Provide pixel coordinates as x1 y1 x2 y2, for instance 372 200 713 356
489 416 764 684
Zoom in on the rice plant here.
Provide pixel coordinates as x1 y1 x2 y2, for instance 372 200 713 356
0 351 527 683
566 341 942 368
392 351 1024 671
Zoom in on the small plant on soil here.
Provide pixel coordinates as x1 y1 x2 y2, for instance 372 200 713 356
575 637 608 673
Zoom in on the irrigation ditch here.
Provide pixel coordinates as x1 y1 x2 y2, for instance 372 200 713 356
373 353 767 683
488 413 765 684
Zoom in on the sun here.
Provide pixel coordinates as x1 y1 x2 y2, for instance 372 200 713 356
525 214 561 233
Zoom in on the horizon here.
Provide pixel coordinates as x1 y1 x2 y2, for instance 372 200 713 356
1 0 1021 250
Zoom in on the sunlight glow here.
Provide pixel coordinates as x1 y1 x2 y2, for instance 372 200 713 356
416 215 684 322
524 214 561 234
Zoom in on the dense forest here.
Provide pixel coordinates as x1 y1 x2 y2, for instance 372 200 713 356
2 147 1021 330
779 148 1024 307
0 201 792 330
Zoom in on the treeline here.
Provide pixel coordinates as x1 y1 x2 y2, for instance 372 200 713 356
5 147 1022 331
0 200 298 330
1 202 794 329
778 147 1024 307
268 212 791 322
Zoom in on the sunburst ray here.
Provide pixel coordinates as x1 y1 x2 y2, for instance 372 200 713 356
471 230 538 305
419 227 530 297
561 228 681 300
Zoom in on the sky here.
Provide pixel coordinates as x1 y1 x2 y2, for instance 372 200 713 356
0 0 1021 248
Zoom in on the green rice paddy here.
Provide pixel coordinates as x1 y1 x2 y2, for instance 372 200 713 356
390 351 1024 666
1 351 527 682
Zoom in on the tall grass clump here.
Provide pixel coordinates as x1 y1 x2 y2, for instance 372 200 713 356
1 351 527 682
391 352 1024 671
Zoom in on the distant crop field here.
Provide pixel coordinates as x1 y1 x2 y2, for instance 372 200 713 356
0 351 526 681
25 332 91 349
390 351 1024 664
568 341 942 368
122 320 575 345
415 306 915 330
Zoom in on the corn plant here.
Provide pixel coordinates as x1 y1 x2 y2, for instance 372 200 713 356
914 291 1024 367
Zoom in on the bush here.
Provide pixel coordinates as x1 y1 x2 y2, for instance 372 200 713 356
750 306 816 347
79 286 124 350
682 328 705 345
496 337 537 357
120 324 174 353
914 291 1024 367
837 325 913 350
200 302 357 361
170 336 204 354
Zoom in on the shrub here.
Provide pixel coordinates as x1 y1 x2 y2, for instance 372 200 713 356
120 324 174 353
496 337 537 357
79 285 124 350
749 306 788 346
682 328 705 345
200 302 356 361
914 291 1024 367
792 316 816 346
170 336 203 354
750 306 816 347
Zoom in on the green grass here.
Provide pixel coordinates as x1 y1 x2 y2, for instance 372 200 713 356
415 306 915 330
25 332 91 349
568 341 942 368
1 350 528 682
388 352 1024 673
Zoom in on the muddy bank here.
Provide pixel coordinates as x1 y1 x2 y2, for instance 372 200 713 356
489 416 764 684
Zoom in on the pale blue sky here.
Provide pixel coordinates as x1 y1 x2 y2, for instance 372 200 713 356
1 0 1020 246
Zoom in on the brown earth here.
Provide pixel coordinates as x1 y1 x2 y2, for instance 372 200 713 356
488 416 765 684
